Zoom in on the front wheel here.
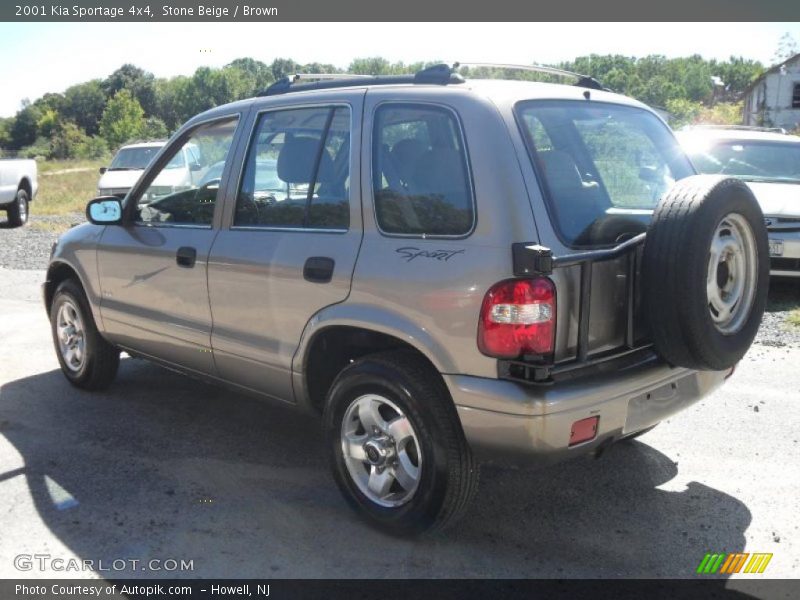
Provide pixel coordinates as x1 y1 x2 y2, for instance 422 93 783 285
50 279 120 390
323 351 478 535
7 188 29 227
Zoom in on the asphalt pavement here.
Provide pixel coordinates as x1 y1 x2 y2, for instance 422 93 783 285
1 268 798 582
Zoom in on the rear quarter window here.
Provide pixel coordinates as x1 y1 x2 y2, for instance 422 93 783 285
372 104 474 237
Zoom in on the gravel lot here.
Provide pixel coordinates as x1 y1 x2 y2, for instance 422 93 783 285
0 212 82 270
0 268 799 589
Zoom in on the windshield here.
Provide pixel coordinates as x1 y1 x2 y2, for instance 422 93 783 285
683 139 800 184
109 146 163 170
516 100 693 247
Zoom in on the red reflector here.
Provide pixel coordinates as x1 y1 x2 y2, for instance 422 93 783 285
569 416 599 446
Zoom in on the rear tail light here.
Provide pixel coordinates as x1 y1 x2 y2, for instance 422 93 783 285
478 277 556 358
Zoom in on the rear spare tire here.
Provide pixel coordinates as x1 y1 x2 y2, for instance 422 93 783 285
641 175 768 371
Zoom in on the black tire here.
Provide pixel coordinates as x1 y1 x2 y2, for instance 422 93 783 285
7 188 29 227
323 351 479 536
642 175 769 371
50 278 120 390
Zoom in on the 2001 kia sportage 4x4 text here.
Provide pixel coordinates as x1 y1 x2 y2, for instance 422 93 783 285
44 64 769 535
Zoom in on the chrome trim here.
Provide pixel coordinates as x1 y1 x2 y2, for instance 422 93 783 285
133 222 213 230
229 225 348 234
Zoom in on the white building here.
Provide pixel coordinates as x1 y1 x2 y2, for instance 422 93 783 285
743 53 800 131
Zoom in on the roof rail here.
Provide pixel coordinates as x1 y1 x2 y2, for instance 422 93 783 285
258 63 464 96
684 124 788 134
453 62 606 91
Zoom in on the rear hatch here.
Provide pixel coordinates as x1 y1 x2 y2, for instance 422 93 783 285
510 99 695 379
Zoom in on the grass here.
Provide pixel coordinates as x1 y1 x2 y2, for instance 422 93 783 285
788 309 800 328
37 158 107 175
34 159 106 216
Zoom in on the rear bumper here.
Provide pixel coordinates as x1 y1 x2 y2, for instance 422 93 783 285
445 359 727 466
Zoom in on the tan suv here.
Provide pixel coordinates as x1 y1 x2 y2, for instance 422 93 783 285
44 64 769 535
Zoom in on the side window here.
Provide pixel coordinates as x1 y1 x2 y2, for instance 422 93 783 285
135 118 238 226
235 106 351 230
373 104 474 236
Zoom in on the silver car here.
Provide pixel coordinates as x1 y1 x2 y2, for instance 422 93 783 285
678 125 800 278
44 64 769 535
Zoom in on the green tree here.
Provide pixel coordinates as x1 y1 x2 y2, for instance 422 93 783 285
9 102 42 150
141 116 169 140
103 64 157 115
99 90 145 148
227 57 274 92
270 58 299 80
348 57 393 75
36 108 60 138
50 121 89 159
63 80 107 135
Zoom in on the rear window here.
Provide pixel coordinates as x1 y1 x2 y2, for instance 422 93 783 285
372 104 474 237
517 100 693 247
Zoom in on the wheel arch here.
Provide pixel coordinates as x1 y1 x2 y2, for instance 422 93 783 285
44 261 84 312
294 306 457 413
18 177 33 200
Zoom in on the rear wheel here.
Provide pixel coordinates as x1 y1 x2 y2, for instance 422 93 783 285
323 351 478 535
642 175 769 371
50 279 120 390
7 188 29 227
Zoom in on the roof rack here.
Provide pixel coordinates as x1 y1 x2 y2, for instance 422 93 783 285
683 124 788 134
257 62 606 96
453 62 605 90
258 64 463 96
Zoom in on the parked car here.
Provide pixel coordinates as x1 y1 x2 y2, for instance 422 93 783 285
97 140 204 201
44 64 769 535
677 126 800 278
0 158 38 227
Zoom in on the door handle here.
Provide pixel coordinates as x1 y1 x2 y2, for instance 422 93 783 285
303 256 335 283
176 246 197 268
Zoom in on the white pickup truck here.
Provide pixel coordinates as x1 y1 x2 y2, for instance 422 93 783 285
0 159 38 227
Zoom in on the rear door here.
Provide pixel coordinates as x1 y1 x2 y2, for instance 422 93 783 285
208 90 364 402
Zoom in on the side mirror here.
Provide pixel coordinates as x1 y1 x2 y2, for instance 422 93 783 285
86 197 123 225
99 167 107 175
190 162 203 172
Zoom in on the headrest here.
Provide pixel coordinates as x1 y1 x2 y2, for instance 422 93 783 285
277 135 333 184
537 150 584 192
411 148 467 194
391 139 427 183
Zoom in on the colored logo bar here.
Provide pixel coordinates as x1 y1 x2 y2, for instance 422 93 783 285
696 553 773 574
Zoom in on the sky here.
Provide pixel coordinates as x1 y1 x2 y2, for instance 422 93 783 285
0 21 798 117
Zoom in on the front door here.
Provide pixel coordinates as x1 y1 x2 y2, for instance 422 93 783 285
208 93 364 402
97 116 241 374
